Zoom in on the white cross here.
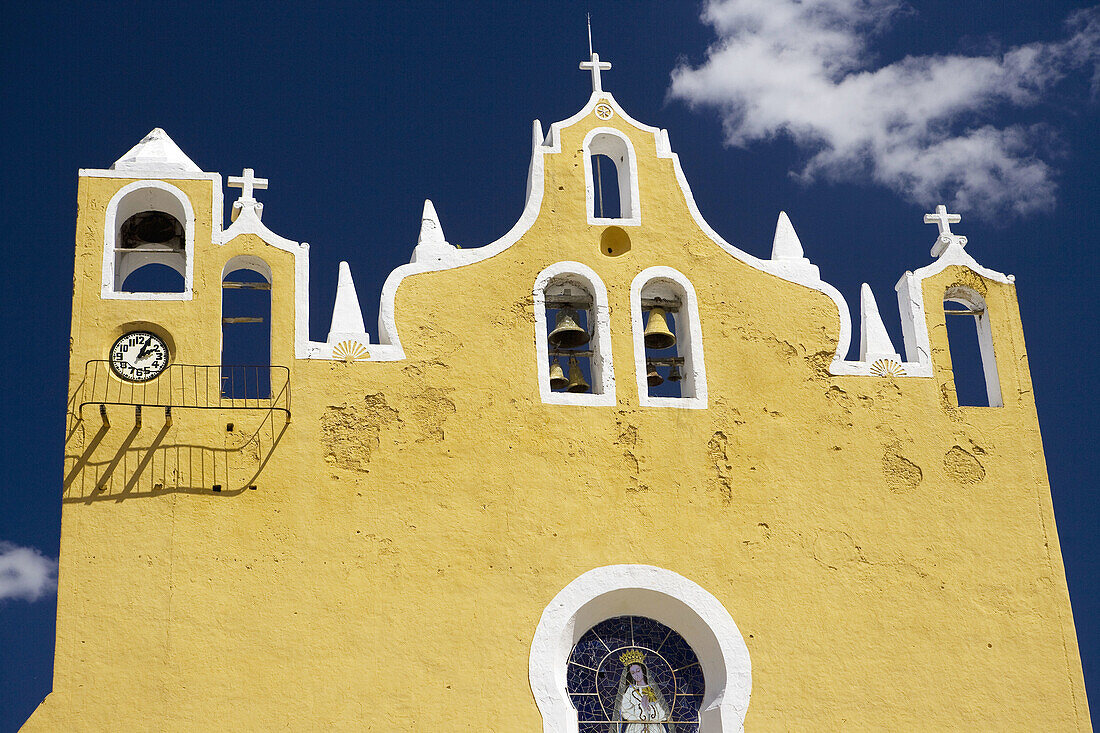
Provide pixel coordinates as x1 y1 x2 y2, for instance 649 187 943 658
228 168 268 201
923 204 961 236
580 52 611 93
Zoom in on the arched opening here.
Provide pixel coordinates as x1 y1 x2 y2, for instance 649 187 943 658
534 263 615 406
633 268 707 408
591 154 622 219
120 263 185 293
221 258 272 399
104 182 194 297
943 286 1002 407
585 130 640 225
530 565 751 733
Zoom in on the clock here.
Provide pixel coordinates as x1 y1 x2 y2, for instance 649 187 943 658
110 331 170 382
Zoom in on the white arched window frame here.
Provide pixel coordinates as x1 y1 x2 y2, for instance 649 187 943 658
631 267 707 409
534 262 615 406
102 180 196 300
530 564 751 733
583 128 641 227
943 285 1002 408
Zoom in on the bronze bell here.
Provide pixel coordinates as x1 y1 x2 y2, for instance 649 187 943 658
646 362 664 387
643 307 676 350
566 356 590 393
548 308 590 349
548 358 568 390
668 362 683 382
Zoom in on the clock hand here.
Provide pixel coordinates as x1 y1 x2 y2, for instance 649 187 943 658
135 337 153 361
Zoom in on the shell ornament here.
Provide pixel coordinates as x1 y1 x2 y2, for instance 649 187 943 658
870 358 906 378
333 340 370 362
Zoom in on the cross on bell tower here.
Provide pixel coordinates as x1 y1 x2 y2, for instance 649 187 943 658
229 167 269 222
580 53 612 94
923 204 968 258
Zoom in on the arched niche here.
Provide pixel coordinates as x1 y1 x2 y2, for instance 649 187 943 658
533 262 615 406
943 285 1002 407
530 565 751 733
631 267 707 409
102 181 195 300
221 255 272 399
583 128 641 226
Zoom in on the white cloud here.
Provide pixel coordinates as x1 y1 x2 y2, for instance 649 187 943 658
0 541 58 602
669 0 1100 218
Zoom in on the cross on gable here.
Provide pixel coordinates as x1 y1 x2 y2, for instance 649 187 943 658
229 168 269 201
580 52 611 93
923 204 961 237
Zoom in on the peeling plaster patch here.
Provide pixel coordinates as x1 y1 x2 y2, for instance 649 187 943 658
813 529 861 570
615 416 645 492
883 450 923 492
321 394 401 471
944 446 986 484
410 387 456 442
806 350 835 379
707 431 734 504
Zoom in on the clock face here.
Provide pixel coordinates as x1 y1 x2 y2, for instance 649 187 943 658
110 331 170 382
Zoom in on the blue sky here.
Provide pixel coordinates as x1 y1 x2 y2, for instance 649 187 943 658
2 2 1098 728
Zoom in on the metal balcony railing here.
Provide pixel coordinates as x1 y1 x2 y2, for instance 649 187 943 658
77 361 290 421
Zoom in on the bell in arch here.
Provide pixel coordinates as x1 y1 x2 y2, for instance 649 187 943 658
549 358 568 390
646 362 664 387
566 356 590 393
644 307 676 350
668 362 683 382
548 308 590 349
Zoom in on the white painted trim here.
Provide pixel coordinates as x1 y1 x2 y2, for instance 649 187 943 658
216 206 314 360
222 254 272 283
944 285 1004 407
530 564 751 733
534 262 615 406
80 169 216 181
101 180 196 301
583 127 641 226
888 240 1013 379
631 267 707 409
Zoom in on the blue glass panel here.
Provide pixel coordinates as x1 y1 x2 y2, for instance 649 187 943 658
592 616 632 653
570 693 605 721
567 662 597 695
675 663 705 696
630 616 670 648
658 631 697 671
570 632 609 670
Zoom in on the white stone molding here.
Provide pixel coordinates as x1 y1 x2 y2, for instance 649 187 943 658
530 564 751 733
326 261 369 344
216 201 314 360
943 285 1004 407
891 237 1012 379
858 283 902 363
101 180 196 301
631 267 708 409
221 254 272 283
534 262 615 406
583 127 641 226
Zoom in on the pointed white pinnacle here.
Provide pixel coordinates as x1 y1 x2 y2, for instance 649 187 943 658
418 199 447 246
771 211 805 260
859 283 901 362
532 119 545 150
327 261 367 343
111 128 201 174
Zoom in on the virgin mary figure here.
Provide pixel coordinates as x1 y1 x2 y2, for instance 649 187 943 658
610 650 674 733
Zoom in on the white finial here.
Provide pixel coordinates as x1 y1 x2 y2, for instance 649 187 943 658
859 283 901 362
580 53 612 94
327 261 368 343
924 204 968 258
587 14 594 57
228 168 269 222
418 199 447 245
770 211 805 260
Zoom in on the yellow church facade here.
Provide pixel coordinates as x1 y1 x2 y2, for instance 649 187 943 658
23 53 1089 731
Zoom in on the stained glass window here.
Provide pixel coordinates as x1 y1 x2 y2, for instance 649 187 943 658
567 615 703 732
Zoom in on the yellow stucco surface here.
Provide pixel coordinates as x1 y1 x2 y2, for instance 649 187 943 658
23 98 1089 731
